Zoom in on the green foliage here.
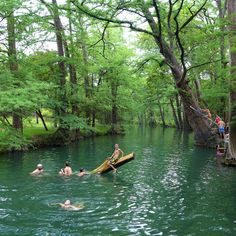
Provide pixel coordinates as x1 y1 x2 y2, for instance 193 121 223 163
0 0 233 150
0 125 29 151
58 115 88 130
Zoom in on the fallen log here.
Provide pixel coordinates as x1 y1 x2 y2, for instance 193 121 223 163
90 152 135 174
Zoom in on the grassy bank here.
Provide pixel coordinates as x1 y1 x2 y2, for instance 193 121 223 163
0 119 112 153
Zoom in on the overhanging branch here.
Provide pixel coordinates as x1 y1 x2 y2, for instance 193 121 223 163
70 0 155 37
179 0 208 32
187 59 224 71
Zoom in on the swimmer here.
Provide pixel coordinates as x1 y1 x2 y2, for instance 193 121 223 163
30 164 44 175
50 200 84 211
59 161 73 176
77 168 86 177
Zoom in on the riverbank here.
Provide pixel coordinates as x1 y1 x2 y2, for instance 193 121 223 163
0 124 125 154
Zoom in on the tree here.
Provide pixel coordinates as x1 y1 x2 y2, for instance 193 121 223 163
70 0 218 146
227 0 236 159
6 4 23 132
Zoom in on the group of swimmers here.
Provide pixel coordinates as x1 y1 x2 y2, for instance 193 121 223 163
30 163 86 210
30 144 124 176
30 144 124 210
30 162 86 177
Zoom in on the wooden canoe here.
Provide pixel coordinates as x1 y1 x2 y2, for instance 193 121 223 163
90 152 135 174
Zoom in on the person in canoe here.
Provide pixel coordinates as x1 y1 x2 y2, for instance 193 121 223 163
59 161 73 176
30 164 44 175
107 144 124 173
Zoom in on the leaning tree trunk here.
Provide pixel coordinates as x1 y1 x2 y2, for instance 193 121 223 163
141 5 215 146
227 0 236 159
7 11 23 132
177 80 213 145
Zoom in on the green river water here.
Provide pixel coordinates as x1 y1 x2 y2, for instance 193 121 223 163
0 127 236 236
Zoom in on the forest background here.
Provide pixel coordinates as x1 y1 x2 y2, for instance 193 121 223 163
0 0 235 154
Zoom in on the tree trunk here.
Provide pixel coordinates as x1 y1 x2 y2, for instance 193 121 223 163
52 0 67 115
194 78 201 103
182 104 192 131
81 41 92 125
141 5 215 146
216 0 227 69
175 94 183 128
111 80 118 132
36 110 48 131
7 11 23 132
64 22 78 115
92 110 96 128
178 81 212 144
157 99 166 127
170 98 180 128
148 109 156 127
227 0 236 159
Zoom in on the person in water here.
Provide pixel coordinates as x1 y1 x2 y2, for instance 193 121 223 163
107 144 124 172
59 200 84 210
31 164 44 175
77 168 86 177
59 161 73 176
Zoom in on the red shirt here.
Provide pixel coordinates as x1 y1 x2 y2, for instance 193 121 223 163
215 116 220 124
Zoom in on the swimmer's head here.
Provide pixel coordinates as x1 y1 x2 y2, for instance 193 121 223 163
64 200 71 205
115 144 119 149
65 161 70 167
37 164 43 170
80 168 84 172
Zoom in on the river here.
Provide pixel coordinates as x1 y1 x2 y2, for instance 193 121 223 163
0 127 236 235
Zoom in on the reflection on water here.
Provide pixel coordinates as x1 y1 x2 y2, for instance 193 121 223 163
0 127 236 235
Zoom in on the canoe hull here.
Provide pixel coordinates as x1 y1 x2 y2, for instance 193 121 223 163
90 152 135 174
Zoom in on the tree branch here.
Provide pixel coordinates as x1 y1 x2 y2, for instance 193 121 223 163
173 0 186 82
70 0 155 37
89 21 109 57
179 0 208 32
167 0 174 49
153 0 163 52
187 59 225 71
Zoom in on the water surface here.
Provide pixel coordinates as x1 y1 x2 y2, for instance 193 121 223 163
0 127 236 235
